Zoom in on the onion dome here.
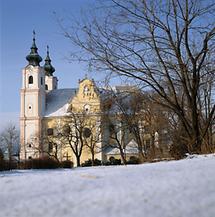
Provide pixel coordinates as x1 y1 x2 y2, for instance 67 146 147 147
43 46 55 76
26 31 42 66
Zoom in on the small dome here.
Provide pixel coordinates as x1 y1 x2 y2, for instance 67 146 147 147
43 46 55 76
26 31 42 66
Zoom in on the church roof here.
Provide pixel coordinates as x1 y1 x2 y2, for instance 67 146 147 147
105 139 139 155
45 88 77 117
44 85 139 118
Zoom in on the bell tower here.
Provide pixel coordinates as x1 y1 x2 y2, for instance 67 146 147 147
44 46 58 91
20 31 46 160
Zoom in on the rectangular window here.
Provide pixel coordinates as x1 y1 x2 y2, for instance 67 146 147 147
41 77 43 85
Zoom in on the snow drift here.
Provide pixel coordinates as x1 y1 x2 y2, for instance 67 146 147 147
0 154 215 217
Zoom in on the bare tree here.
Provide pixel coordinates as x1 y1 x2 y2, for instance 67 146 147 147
107 116 128 164
40 132 62 162
102 87 144 164
57 112 89 167
103 87 171 162
200 72 215 152
0 124 19 167
64 0 215 153
83 122 102 166
142 94 173 156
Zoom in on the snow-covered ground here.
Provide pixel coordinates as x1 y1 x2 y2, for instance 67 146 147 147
0 155 215 217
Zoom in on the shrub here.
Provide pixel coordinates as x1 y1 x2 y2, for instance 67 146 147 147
102 161 111 166
102 158 121 166
94 158 102 166
18 160 29 169
102 156 121 166
0 157 18 171
0 149 5 171
0 160 18 171
81 159 92 167
109 157 121 165
127 156 140 164
170 143 188 160
0 159 6 171
81 159 102 167
0 148 4 161
33 157 60 169
19 160 32 169
20 157 60 169
61 160 73 168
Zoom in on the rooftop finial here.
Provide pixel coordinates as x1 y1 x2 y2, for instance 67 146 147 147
46 45 50 59
47 45 49 54
32 30 36 46
33 30 36 40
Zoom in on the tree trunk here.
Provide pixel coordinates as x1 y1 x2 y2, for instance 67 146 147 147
191 99 202 153
76 155 81 167
8 143 12 169
119 147 127 165
91 150 95 166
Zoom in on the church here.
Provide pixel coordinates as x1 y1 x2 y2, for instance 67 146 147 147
19 33 161 166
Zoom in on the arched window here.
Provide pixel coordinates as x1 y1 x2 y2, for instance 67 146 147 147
45 84 48 90
47 128 53 136
28 76 33 84
83 85 90 95
83 128 91 138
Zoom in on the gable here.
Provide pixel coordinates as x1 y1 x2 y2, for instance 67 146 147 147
69 78 101 113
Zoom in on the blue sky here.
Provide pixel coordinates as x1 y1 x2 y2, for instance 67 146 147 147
0 0 101 129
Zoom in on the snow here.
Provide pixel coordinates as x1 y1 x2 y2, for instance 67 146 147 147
0 154 215 217
45 88 76 117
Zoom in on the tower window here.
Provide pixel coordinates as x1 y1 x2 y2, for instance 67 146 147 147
28 76 33 84
41 77 43 85
45 84 48 90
